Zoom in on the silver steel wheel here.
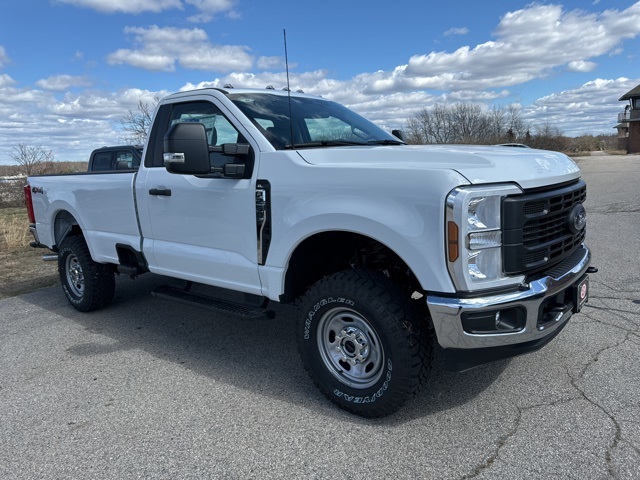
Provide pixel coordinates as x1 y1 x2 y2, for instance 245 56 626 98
65 253 84 297
316 307 385 389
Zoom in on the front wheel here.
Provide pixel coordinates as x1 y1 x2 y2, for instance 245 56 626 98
297 269 432 418
58 235 115 312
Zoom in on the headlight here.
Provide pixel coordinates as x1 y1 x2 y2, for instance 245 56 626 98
446 184 525 291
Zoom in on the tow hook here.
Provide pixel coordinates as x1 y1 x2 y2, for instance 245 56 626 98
587 266 598 273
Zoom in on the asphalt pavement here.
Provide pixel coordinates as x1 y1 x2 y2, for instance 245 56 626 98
1 154 639 479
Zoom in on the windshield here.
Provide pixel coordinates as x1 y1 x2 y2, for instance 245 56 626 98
228 93 402 150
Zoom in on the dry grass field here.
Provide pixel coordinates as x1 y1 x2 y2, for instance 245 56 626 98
0 161 87 298
0 207 58 299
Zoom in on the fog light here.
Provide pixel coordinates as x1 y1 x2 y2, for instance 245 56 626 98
461 307 526 334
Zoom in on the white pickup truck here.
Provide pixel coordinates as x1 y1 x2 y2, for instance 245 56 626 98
25 87 593 417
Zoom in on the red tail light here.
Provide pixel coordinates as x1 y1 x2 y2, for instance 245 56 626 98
24 185 35 224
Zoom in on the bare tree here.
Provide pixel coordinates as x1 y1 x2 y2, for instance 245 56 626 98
486 106 506 144
506 104 527 140
8 143 54 176
528 122 569 151
120 98 158 145
405 102 538 146
406 103 501 145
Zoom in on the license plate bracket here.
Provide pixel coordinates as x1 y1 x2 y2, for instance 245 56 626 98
572 274 589 313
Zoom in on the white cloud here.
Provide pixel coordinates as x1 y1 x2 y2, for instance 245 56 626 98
180 45 252 71
396 2 640 93
56 0 182 14
108 50 176 71
107 26 253 72
567 60 597 72
257 56 284 71
105 3 640 94
55 0 237 20
444 27 469 36
0 83 170 163
0 74 15 88
36 75 93 91
184 0 238 22
523 77 639 135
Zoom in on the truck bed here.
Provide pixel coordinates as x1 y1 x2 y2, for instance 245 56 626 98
29 171 140 263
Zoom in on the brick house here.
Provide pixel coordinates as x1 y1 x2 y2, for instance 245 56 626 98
618 84 640 153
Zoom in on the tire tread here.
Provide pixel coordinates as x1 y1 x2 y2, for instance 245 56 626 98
58 235 115 312
297 269 433 418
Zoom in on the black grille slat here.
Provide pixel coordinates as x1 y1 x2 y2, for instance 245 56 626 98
502 180 587 275
523 202 546 215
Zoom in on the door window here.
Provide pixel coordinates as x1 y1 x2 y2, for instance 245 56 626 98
169 102 246 168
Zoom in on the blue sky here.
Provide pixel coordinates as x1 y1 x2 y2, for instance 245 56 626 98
1 0 639 164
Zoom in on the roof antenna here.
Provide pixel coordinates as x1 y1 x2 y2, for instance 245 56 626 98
284 29 294 148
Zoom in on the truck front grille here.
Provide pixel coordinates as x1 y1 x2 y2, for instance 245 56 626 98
502 180 587 276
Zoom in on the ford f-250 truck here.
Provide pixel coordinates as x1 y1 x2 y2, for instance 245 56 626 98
24 87 593 418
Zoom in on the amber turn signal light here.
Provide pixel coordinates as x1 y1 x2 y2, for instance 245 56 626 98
447 221 459 262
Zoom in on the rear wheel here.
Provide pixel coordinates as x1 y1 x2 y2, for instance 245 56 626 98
58 235 115 312
297 269 432 418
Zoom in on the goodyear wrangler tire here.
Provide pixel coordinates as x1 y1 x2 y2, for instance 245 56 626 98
58 235 115 312
297 269 431 418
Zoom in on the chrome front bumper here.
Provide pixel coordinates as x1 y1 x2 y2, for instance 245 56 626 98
427 245 591 370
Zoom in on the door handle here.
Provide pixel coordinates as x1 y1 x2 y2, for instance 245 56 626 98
149 188 172 196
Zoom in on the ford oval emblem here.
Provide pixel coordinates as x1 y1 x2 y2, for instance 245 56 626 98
567 204 587 234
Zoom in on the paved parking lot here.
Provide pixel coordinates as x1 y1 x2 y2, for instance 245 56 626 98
1 154 639 479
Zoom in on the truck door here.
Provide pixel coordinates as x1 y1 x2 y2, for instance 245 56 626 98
139 99 262 295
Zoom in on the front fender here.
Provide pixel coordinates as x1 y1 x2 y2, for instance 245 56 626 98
265 188 459 296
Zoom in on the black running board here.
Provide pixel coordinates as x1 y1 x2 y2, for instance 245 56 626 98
152 285 275 319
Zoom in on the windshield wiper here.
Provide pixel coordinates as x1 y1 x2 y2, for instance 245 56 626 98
284 140 368 149
366 139 405 145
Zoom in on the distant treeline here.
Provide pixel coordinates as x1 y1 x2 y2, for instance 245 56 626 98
404 103 620 152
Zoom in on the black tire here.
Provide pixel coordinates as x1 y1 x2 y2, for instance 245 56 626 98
297 269 432 418
58 235 115 312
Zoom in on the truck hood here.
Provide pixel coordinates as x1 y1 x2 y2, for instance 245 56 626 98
296 144 581 189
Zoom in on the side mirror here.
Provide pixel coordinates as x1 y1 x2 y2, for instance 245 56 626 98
391 129 405 142
163 122 211 175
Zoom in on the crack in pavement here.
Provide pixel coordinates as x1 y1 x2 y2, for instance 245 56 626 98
586 302 640 318
590 280 640 296
581 296 640 334
459 297 637 480
564 315 635 480
458 396 579 480
589 208 640 214
590 294 640 302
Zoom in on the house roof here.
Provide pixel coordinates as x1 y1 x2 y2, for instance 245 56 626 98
614 123 629 129
619 84 640 101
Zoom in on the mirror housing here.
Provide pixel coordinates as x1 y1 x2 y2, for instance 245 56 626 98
163 122 211 175
391 129 405 142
